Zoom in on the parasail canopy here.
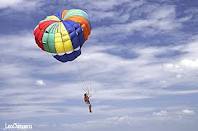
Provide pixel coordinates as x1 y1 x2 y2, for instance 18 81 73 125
33 9 91 62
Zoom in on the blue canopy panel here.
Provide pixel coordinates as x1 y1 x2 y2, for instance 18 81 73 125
62 20 85 48
53 49 81 62
55 11 62 20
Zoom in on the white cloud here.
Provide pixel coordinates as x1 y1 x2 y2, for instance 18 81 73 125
58 107 197 131
0 0 40 11
36 80 46 86
91 3 189 40
0 0 22 8
164 59 198 71
182 109 195 115
153 110 168 116
153 108 196 119
67 0 144 22
163 39 198 71
148 5 176 20
180 59 198 69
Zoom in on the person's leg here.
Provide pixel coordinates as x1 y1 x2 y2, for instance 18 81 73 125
89 104 92 113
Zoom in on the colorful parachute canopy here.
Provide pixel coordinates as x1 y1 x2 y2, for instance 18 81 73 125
33 9 91 62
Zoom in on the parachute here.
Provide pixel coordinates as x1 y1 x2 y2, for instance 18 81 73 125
33 9 91 62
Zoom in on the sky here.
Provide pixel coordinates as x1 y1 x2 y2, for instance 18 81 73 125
0 0 198 131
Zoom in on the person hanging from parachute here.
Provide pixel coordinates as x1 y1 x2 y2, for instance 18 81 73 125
33 9 92 112
83 87 92 113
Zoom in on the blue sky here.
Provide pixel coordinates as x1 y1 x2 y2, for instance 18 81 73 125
0 0 198 131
